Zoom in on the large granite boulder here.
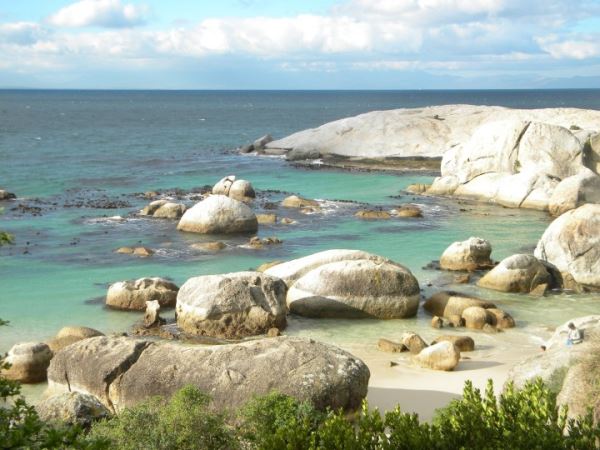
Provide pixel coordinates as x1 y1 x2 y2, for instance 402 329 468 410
265 249 388 286
439 237 493 271
212 175 256 201
106 277 179 311
414 341 460 371
1 342 53 383
36 392 110 427
478 254 551 293
47 336 370 413
176 271 287 338
286 258 420 319
534 204 600 290
47 326 104 353
428 119 600 211
177 195 258 234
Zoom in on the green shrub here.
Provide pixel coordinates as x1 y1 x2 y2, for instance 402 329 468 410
0 231 14 246
88 385 236 450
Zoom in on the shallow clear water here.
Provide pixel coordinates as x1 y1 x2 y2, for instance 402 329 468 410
1 89 599 356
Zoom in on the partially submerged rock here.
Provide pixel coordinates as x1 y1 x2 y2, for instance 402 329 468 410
281 195 319 209
414 341 460 371
478 254 551 293
190 241 226 252
286 258 420 319
176 271 287 338
36 392 110 427
1 342 53 383
355 210 391 220
256 213 277 224
424 291 495 318
393 204 423 218
439 237 493 271
47 326 104 353
378 338 406 353
177 195 258 234
106 277 179 311
0 189 16 200
534 204 600 290
47 336 370 413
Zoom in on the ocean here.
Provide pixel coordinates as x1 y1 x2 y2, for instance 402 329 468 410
1 89 600 378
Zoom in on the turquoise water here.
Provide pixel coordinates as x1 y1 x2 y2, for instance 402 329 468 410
2 90 600 354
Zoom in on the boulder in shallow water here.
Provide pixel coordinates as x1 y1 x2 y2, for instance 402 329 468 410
393 204 423 218
281 195 319 208
378 338 406 353
286 258 420 319
2 342 53 383
534 204 600 290
47 326 104 353
256 213 277 224
478 254 551 293
485 308 516 329
106 277 178 311
190 241 226 252
176 271 287 338
47 336 370 413
440 237 493 271
152 202 187 219
431 335 475 352
401 332 428 354
461 306 492 330
355 210 391 220
36 392 110 427
177 195 258 234
414 341 460 371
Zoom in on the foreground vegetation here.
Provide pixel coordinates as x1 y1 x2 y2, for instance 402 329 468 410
2 316 599 449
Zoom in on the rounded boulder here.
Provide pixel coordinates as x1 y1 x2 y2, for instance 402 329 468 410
478 254 551 293
106 277 179 311
177 195 258 234
440 237 493 271
1 342 53 383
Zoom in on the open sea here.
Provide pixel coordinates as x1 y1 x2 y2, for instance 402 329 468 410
2 90 600 395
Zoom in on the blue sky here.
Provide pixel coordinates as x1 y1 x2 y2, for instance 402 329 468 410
1 0 599 89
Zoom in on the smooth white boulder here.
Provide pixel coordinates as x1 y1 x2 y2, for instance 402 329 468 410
177 195 258 234
534 204 600 290
414 341 460 371
440 237 493 271
106 277 178 311
287 259 420 319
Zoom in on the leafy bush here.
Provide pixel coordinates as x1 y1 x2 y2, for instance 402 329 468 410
88 385 236 450
0 231 14 246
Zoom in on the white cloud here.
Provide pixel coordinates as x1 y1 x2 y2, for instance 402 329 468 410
47 0 148 28
537 35 600 59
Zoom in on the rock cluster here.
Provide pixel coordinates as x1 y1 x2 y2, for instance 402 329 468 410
140 200 187 219
212 175 256 201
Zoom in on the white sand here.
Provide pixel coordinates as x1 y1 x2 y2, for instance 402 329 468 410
342 327 546 421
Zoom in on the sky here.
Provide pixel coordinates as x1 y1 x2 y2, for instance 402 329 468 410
1 0 600 89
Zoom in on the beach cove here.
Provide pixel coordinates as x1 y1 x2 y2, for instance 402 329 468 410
1 89 600 420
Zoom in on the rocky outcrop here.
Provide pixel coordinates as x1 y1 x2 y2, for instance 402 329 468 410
47 336 370 413
106 277 178 311
427 119 600 212
423 291 495 318
47 326 104 353
177 195 258 234
507 316 600 420
1 342 53 383
36 392 110 427
266 105 600 161
286 258 420 319
176 271 287 338
534 204 600 290
212 176 256 201
478 254 551 293
439 237 493 271
414 341 460 371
